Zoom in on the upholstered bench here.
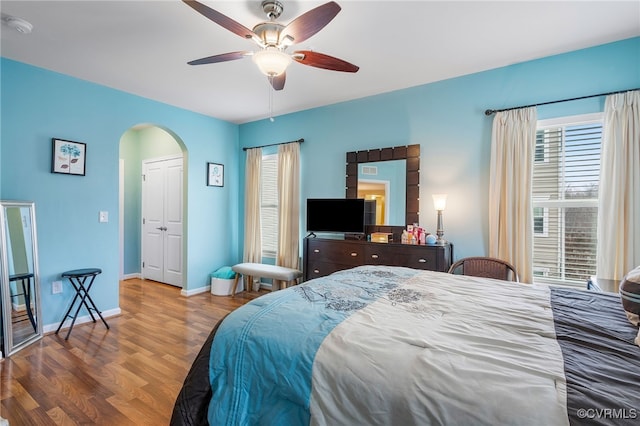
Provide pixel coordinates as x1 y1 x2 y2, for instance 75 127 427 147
231 263 302 296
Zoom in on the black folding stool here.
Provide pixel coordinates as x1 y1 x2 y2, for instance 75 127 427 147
8 272 37 332
55 268 109 340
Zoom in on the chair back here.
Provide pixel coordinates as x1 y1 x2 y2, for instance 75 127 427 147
448 257 520 282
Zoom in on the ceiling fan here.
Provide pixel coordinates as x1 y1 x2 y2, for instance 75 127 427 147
183 0 359 91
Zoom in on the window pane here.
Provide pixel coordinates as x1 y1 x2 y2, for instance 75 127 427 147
533 216 544 234
261 154 278 257
535 138 546 162
532 115 602 285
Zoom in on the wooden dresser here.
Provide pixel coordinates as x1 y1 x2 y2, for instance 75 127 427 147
303 236 453 281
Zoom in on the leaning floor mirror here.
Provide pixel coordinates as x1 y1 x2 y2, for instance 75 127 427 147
0 201 43 358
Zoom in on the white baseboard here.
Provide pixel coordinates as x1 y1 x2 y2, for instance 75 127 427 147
260 281 273 290
178 280 272 297
180 285 211 297
43 307 122 334
121 272 141 280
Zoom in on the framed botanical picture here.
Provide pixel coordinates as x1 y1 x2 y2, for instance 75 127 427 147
207 162 224 187
51 138 86 176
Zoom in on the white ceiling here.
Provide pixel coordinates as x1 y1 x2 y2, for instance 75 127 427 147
1 1 638 124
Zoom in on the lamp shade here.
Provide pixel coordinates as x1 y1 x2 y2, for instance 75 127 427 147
432 194 448 211
252 48 291 76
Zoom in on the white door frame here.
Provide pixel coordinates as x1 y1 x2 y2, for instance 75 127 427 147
119 158 125 280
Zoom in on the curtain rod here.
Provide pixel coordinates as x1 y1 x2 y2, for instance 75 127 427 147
242 138 304 151
484 88 639 116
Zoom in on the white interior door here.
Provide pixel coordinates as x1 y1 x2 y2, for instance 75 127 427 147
142 157 183 287
163 160 183 286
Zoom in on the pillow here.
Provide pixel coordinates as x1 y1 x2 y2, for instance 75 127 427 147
619 265 640 346
210 266 237 280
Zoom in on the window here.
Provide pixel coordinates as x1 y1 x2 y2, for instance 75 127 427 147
533 266 550 277
534 136 549 163
532 113 602 286
532 205 548 237
260 153 278 258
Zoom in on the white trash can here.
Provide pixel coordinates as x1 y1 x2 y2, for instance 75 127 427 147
211 275 243 296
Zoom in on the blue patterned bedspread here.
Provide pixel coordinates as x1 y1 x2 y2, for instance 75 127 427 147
207 266 420 425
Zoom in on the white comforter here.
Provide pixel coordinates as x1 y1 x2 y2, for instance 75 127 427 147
309 269 568 425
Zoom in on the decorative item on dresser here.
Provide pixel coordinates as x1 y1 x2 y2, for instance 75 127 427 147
303 235 453 281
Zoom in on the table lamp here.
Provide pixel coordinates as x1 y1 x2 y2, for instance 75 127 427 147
432 194 448 245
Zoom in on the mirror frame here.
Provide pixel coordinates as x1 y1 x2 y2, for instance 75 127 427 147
0 200 43 357
346 144 420 226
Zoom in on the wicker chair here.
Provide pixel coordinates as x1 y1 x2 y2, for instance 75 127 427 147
448 257 520 282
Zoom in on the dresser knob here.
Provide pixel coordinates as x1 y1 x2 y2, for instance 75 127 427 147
351 252 358 257
418 258 427 263
314 249 320 253
313 269 320 273
371 254 379 259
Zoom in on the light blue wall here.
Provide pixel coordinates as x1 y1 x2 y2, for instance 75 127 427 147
238 37 639 261
1 58 240 327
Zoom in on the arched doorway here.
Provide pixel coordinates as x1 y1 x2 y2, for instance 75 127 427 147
119 124 187 287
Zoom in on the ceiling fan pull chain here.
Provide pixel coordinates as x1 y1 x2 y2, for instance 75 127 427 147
269 78 275 122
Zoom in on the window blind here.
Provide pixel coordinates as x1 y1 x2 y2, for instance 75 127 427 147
532 114 602 285
260 154 278 258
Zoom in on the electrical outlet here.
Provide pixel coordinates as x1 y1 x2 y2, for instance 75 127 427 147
52 281 63 294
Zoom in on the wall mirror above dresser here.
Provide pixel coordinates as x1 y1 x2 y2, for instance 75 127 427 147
346 144 420 226
304 145 452 282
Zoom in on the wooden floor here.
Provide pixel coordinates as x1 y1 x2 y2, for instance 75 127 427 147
1 278 262 425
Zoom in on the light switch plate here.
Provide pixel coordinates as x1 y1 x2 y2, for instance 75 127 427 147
99 211 109 223
52 281 63 294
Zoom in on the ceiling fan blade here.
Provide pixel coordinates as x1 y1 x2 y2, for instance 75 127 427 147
293 51 359 73
281 1 341 44
188 51 250 65
183 0 257 40
270 73 286 91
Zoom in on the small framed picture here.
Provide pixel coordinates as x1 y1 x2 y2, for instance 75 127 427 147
51 138 86 176
207 162 224 187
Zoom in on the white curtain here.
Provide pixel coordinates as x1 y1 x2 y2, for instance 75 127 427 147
243 148 262 265
597 90 640 280
489 107 537 284
276 142 300 280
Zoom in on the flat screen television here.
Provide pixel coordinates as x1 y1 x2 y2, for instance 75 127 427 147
306 198 365 234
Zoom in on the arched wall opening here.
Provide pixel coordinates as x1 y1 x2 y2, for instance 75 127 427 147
118 124 188 285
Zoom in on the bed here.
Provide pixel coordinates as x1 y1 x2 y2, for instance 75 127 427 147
171 265 640 425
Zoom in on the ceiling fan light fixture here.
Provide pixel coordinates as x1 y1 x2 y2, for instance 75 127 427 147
253 48 291 76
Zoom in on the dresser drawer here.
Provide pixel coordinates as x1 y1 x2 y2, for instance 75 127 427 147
305 261 353 280
364 244 437 270
306 239 364 266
